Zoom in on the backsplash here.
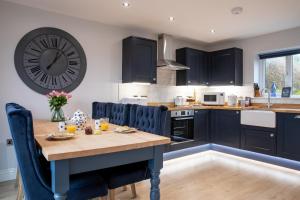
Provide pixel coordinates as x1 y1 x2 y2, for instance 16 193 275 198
118 83 254 103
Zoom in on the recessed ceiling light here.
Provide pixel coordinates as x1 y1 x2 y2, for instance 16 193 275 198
210 29 215 34
122 2 130 8
169 16 175 22
231 7 243 15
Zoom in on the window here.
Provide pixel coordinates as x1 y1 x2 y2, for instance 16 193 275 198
259 50 300 96
264 57 286 93
293 54 300 95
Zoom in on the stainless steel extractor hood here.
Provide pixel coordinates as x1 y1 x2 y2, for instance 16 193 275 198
157 34 190 70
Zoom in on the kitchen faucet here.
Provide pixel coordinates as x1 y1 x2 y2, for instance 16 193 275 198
263 88 272 109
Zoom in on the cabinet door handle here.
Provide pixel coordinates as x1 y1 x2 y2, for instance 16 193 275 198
270 133 274 138
230 81 234 84
294 115 300 119
221 53 231 56
188 81 191 83
236 111 239 114
153 78 156 81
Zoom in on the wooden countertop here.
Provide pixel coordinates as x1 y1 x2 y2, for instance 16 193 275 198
34 120 170 161
157 104 300 113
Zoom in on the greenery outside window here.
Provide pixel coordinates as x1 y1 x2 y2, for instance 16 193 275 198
259 50 300 97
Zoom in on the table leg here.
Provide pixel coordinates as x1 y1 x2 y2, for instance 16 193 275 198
148 145 164 200
51 160 69 200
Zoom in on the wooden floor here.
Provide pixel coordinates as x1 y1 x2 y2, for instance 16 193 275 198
2 151 300 200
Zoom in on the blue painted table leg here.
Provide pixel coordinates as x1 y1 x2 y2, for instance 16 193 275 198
148 145 164 200
51 160 69 200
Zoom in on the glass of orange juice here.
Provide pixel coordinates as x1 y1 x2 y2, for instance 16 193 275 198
100 118 109 131
66 123 77 133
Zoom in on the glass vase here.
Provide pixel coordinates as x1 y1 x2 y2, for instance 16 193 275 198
51 107 65 122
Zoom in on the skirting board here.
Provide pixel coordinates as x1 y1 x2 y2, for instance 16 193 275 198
0 168 17 182
164 143 300 171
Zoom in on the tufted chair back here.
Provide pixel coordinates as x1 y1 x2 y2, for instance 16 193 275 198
108 103 130 126
6 103 53 200
92 102 109 119
132 105 168 135
128 104 138 127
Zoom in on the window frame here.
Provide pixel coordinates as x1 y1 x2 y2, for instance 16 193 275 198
259 55 300 97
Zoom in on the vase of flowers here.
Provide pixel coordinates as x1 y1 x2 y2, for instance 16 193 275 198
47 90 72 122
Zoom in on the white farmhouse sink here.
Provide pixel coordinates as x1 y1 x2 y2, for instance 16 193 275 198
241 110 276 128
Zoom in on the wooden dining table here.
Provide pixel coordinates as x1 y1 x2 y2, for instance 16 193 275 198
33 120 170 200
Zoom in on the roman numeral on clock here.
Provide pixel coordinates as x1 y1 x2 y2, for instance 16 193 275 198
30 66 41 76
69 60 78 66
40 73 48 84
31 48 41 53
51 38 58 48
51 76 58 85
67 68 75 74
40 39 49 48
28 58 39 63
67 51 75 57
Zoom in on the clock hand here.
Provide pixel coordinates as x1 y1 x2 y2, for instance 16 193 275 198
46 51 59 70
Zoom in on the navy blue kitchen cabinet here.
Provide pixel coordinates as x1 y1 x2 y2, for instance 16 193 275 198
194 110 210 142
211 110 241 148
122 36 157 83
209 48 243 86
176 48 209 86
277 113 300 161
241 125 276 156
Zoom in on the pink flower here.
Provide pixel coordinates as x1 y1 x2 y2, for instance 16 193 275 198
46 90 72 100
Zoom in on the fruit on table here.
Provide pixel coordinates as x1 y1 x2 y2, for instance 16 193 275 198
85 126 93 135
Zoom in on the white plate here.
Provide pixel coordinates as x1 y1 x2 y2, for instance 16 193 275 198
114 127 137 133
46 132 76 140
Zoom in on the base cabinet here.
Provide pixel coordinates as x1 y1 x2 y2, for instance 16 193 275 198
211 110 241 148
194 110 210 142
241 125 276 156
277 113 300 161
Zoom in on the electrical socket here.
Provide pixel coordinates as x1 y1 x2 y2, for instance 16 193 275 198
6 138 13 146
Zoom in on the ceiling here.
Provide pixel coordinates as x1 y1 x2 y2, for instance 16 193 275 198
6 0 300 43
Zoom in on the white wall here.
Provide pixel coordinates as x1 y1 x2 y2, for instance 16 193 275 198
206 27 300 85
0 1 205 180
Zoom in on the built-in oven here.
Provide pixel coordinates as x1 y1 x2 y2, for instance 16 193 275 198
171 110 194 143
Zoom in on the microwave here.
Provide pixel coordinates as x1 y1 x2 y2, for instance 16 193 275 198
202 92 225 105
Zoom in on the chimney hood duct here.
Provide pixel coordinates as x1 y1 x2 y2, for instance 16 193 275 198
157 34 190 70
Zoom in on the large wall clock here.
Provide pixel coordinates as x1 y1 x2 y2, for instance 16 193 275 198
14 27 87 94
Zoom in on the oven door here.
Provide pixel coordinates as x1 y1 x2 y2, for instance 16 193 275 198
171 117 194 142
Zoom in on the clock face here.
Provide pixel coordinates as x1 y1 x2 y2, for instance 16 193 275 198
14 27 87 94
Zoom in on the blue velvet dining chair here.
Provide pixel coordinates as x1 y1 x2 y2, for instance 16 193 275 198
6 103 108 200
106 103 130 126
92 102 109 119
105 105 168 200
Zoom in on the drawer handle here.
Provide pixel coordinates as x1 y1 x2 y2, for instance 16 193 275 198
270 133 274 138
294 115 300 119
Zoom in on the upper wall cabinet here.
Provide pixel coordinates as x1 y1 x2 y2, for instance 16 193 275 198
176 48 209 86
209 48 243 86
122 36 157 84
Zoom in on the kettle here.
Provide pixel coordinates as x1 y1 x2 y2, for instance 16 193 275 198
174 96 187 106
227 95 237 107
